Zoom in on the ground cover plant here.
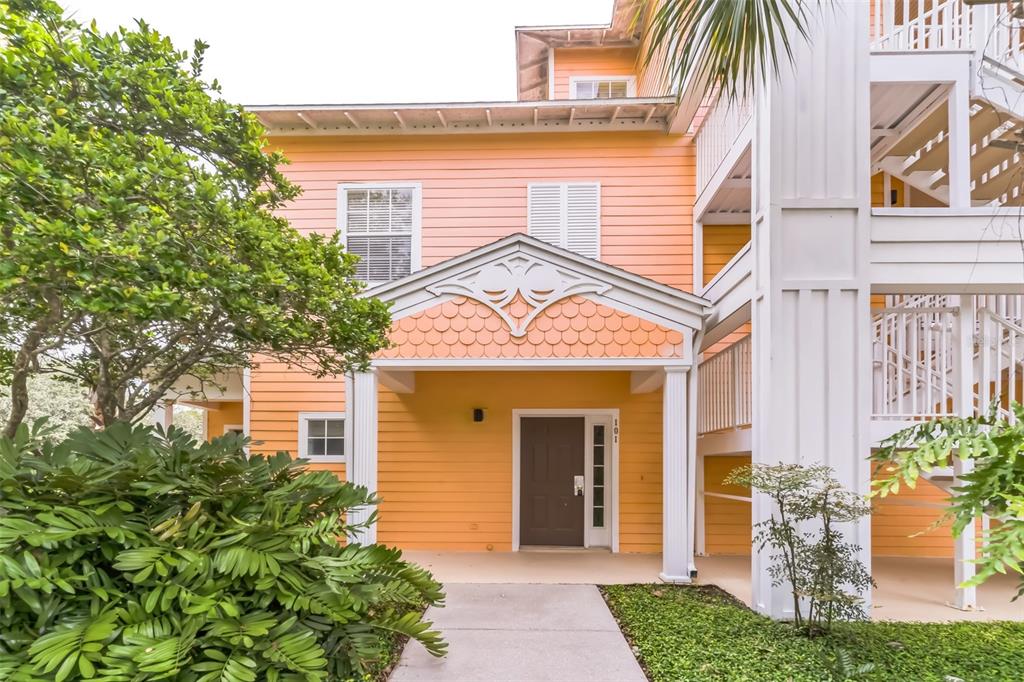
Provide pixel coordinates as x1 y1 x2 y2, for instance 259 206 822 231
0 422 445 681
603 584 1024 682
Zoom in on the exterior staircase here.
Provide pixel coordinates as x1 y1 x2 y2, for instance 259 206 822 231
872 0 1024 206
872 294 1024 424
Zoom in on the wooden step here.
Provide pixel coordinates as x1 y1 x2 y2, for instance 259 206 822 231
905 135 948 172
971 132 1021 177
886 106 948 157
974 172 1024 201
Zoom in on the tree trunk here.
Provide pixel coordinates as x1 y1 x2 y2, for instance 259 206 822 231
3 294 62 438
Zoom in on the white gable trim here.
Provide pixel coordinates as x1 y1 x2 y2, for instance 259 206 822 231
364 234 711 333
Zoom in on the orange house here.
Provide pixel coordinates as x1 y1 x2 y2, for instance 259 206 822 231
168 0 1024 612
232 1 709 582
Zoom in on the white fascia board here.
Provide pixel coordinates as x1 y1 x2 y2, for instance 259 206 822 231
246 97 675 114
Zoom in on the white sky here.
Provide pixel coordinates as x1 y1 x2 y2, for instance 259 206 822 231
65 0 612 105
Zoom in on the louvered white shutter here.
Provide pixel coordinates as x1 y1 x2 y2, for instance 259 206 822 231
565 183 600 259
527 182 600 259
527 184 563 248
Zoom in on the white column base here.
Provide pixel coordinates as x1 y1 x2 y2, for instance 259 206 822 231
661 367 691 582
659 572 693 584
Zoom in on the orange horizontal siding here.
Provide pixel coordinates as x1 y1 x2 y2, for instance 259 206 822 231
268 131 695 290
702 224 750 286
375 371 663 553
551 47 639 99
702 455 752 555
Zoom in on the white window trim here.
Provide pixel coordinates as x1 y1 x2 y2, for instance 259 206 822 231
569 76 637 100
527 181 602 259
223 423 244 435
337 182 423 286
297 411 346 463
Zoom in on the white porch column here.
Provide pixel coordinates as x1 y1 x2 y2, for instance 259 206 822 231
661 366 692 583
348 370 379 544
750 3 873 618
952 295 977 610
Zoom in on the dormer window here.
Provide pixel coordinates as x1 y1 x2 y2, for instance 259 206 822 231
570 77 635 100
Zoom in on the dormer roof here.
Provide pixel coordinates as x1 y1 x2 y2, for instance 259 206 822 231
515 0 642 101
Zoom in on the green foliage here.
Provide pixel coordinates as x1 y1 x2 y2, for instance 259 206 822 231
640 0 817 101
0 0 391 432
0 421 445 680
727 463 874 635
872 404 1024 598
602 584 1024 681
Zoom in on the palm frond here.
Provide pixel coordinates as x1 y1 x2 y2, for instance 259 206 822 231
643 0 817 101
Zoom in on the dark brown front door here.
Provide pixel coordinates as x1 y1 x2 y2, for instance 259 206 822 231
520 417 585 546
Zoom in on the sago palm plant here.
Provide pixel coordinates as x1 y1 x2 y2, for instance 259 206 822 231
0 421 445 681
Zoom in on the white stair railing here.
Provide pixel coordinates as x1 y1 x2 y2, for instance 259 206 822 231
977 308 1024 422
699 298 1024 432
697 335 751 435
872 305 959 419
694 93 752 196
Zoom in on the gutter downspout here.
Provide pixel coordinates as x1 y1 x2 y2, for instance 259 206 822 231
686 323 706 578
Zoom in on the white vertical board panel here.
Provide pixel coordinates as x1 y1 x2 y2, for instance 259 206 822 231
750 2 873 619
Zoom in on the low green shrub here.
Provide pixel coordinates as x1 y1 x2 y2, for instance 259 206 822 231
0 421 445 681
603 584 1024 682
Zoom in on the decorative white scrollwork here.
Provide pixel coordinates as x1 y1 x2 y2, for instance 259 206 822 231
427 254 610 337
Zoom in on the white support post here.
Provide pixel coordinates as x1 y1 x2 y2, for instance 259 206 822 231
946 80 971 208
750 3 873 619
154 402 174 430
952 295 978 610
693 218 704 294
661 366 691 583
349 370 379 544
695 454 706 556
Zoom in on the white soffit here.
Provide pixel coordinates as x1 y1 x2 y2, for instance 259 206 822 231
248 98 678 136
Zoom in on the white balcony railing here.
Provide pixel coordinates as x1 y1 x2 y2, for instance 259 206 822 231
695 93 752 196
871 1 1024 73
697 334 751 435
871 0 974 52
698 297 1024 435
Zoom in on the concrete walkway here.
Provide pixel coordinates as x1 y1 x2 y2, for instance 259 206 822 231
390 583 646 682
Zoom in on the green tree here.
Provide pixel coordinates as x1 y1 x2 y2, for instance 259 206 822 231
640 0 815 100
0 0 390 436
873 405 1024 599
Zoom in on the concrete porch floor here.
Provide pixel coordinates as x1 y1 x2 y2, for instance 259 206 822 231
402 550 1024 622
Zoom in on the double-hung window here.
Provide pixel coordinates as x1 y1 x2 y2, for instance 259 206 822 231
570 77 635 100
298 412 346 463
527 182 601 259
338 183 422 284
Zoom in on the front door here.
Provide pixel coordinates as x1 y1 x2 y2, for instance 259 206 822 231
520 417 585 546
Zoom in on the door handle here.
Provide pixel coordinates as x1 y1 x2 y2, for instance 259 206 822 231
573 475 584 496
